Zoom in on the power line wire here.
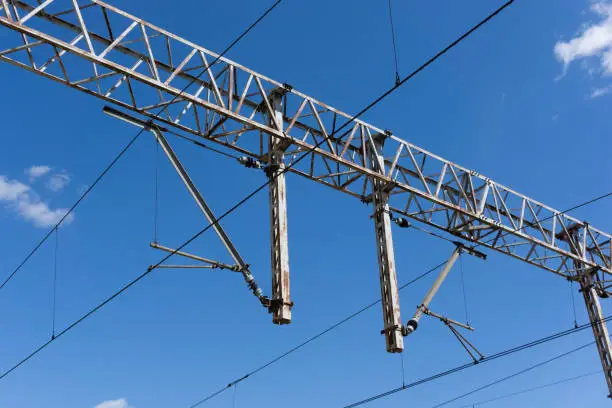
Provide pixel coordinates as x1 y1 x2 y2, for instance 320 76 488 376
429 342 594 408
387 0 401 85
153 136 160 243
187 261 447 408
455 370 599 408
187 184 611 407
342 317 610 408
51 227 59 339
0 0 283 293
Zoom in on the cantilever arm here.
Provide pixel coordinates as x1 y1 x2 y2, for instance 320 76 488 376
104 106 270 307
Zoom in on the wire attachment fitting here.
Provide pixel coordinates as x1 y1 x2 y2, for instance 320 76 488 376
238 156 263 169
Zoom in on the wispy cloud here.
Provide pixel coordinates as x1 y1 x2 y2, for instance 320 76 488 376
0 175 74 228
24 165 52 182
554 2 612 76
46 172 71 192
95 398 133 408
590 84 612 98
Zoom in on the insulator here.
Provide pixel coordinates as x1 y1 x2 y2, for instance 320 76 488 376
238 156 262 169
394 217 411 228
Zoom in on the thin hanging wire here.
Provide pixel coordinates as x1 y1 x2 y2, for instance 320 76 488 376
569 280 578 328
400 353 406 387
153 137 160 244
232 383 238 408
387 0 401 85
459 253 470 326
51 227 58 339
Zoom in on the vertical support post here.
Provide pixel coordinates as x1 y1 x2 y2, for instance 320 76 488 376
578 270 612 397
267 90 291 324
567 228 612 397
369 133 403 353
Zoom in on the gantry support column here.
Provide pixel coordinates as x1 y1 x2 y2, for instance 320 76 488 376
578 270 612 397
267 90 292 324
369 133 403 353
565 227 612 397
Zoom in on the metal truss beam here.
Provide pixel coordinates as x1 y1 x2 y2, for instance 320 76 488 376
1 0 610 284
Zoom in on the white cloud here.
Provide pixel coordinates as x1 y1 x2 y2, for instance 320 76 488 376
95 398 133 408
46 172 71 192
24 165 52 182
0 176 30 201
0 175 74 228
554 2 612 75
590 84 612 98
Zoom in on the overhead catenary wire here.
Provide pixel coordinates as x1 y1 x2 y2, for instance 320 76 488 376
186 188 611 407
342 316 611 408
187 261 447 408
51 227 59 339
569 280 579 328
455 370 599 408
0 0 283 293
387 0 401 84
459 253 470 326
153 136 160 243
428 342 594 408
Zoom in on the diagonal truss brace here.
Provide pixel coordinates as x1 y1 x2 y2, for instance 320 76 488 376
103 106 270 307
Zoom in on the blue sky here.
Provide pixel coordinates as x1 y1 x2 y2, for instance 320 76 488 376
1 0 612 407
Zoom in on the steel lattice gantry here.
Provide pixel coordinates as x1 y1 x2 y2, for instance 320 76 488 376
1 0 611 395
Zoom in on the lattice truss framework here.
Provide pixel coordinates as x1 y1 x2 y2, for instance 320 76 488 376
0 0 611 287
